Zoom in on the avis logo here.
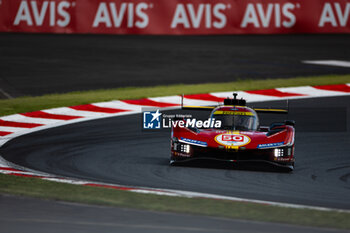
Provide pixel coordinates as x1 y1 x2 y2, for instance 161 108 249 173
143 110 162 129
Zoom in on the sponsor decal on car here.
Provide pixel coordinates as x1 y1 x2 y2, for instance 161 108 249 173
274 157 292 162
179 137 208 147
213 111 254 116
215 133 251 147
173 152 192 157
257 142 285 149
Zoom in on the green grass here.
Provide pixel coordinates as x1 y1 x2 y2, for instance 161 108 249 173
1 74 349 117
1 174 349 229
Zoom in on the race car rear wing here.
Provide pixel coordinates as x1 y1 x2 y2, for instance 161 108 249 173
253 98 290 114
181 105 216 111
181 106 288 114
253 108 288 114
180 94 288 114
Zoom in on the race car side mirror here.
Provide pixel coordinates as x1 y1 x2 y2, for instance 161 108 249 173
269 122 285 130
285 120 295 126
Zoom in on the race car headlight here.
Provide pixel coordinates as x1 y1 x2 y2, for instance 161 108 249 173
180 144 190 154
274 148 284 157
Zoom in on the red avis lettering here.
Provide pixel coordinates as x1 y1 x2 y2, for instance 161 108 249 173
222 135 244 142
93 2 150 28
13 0 72 27
319 2 350 27
240 3 298 28
171 3 228 29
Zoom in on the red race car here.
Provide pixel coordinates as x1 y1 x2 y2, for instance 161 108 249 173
170 94 295 171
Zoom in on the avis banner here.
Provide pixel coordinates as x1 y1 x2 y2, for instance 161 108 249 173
0 0 349 34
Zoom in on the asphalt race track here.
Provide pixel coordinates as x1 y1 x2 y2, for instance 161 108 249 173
0 34 350 98
1 95 350 210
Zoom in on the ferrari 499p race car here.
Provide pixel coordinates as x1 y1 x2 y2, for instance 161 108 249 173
170 94 295 171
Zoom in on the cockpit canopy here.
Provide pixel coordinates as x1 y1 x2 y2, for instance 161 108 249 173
210 106 259 131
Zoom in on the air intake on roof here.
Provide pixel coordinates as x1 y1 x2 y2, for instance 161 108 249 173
224 93 246 106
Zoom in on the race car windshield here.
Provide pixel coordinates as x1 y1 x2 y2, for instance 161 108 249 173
212 114 258 131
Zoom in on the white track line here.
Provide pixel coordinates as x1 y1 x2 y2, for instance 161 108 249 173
42 177 90 185
93 100 145 112
277 86 349 97
211 91 280 102
149 96 219 106
0 126 29 132
1 114 63 125
0 170 44 176
303 60 350 68
0 88 13 99
42 107 113 118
